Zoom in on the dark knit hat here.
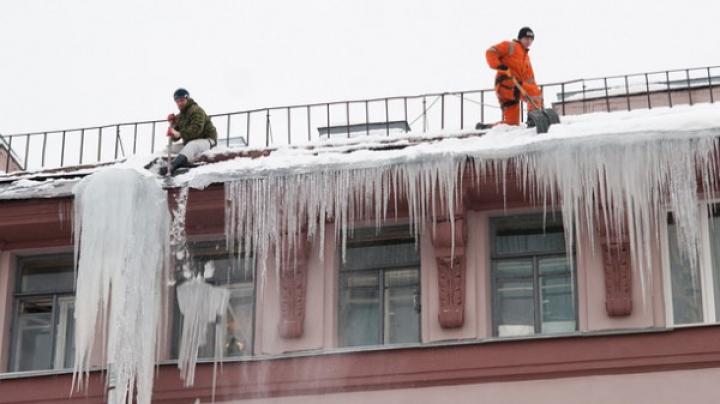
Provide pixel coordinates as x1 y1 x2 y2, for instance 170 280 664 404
173 88 190 100
518 27 535 40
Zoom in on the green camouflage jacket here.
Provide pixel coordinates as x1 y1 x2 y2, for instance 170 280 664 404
174 98 218 144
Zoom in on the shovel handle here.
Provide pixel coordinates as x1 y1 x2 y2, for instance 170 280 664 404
509 75 542 111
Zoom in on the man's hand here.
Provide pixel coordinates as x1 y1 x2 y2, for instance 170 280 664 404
167 127 181 139
497 65 512 77
167 113 176 123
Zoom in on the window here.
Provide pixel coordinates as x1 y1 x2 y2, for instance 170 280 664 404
491 214 577 337
10 254 75 372
338 226 421 348
171 241 255 359
665 205 720 325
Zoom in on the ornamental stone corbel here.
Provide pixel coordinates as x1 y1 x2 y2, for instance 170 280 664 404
278 235 311 338
597 213 633 317
431 212 468 329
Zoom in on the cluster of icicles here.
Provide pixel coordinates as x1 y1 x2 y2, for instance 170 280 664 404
226 132 720 302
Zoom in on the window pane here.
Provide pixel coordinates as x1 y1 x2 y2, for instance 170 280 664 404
21 258 74 293
15 299 53 371
709 208 720 322
539 256 570 275
667 223 704 324
496 279 535 337
384 268 419 288
385 286 420 344
494 215 565 256
339 288 380 347
55 298 76 369
224 285 254 357
496 260 533 278
540 276 576 334
346 272 379 289
344 242 418 270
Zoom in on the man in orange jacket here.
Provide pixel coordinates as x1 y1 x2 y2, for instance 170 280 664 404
486 27 543 126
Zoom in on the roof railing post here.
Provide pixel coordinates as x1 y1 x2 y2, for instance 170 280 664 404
624 75 631 111
306 106 311 141
287 108 292 144
423 96 427 132
645 73 652 109
114 126 120 159
603 78 611 112
6 136 13 172
664 71 672 107
441 93 445 130
365 101 370 136
59 131 66 167
346 102 351 138
41 132 48 168
481 91 486 123
403 97 408 131
265 109 271 147
79 129 85 165
132 124 138 154
24 134 31 171
247 112 252 146
151 122 157 154
97 128 103 163
686 69 693 106
385 98 390 136
460 92 465 130
227 114 232 146
708 67 715 104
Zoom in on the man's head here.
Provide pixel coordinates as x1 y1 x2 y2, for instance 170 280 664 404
517 27 535 49
173 88 190 109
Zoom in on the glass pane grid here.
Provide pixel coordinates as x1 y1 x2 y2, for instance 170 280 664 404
491 215 576 337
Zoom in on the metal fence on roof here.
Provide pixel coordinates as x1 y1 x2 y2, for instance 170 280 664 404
2 66 719 174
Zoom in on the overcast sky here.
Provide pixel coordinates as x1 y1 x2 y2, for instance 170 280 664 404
1 0 718 135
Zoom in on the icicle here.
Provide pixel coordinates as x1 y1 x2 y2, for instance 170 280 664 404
72 167 170 404
176 277 229 387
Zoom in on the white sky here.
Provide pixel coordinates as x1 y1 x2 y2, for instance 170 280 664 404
1 0 719 135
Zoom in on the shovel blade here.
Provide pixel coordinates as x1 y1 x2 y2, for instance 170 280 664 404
527 109 560 134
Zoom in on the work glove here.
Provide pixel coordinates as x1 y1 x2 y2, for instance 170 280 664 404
167 127 181 139
497 65 512 77
167 113 176 123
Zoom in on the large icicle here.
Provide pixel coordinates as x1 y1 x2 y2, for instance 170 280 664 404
72 168 170 404
176 277 228 387
171 187 229 391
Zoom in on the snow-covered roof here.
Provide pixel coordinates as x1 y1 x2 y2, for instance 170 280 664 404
1 102 720 201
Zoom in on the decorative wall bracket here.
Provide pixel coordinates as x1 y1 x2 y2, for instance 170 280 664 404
278 235 311 338
431 213 468 329
597 214 633 317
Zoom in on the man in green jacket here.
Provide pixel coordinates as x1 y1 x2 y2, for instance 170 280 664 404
161 88 218 175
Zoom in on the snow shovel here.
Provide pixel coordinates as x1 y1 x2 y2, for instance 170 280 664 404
510 76 560 134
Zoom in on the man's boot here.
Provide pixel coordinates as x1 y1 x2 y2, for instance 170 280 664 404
159 154 189 176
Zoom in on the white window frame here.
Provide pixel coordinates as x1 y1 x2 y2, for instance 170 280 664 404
661 202 719 326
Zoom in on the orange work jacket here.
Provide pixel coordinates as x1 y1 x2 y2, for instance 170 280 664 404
486 39 537 87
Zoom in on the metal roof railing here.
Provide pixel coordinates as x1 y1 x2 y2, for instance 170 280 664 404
2 66 719 174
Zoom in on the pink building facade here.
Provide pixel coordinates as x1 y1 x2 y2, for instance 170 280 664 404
1 136 720 404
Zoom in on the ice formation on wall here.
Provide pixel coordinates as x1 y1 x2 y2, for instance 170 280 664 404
171 186 229 390
72 168 170 404
176 277 228 386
